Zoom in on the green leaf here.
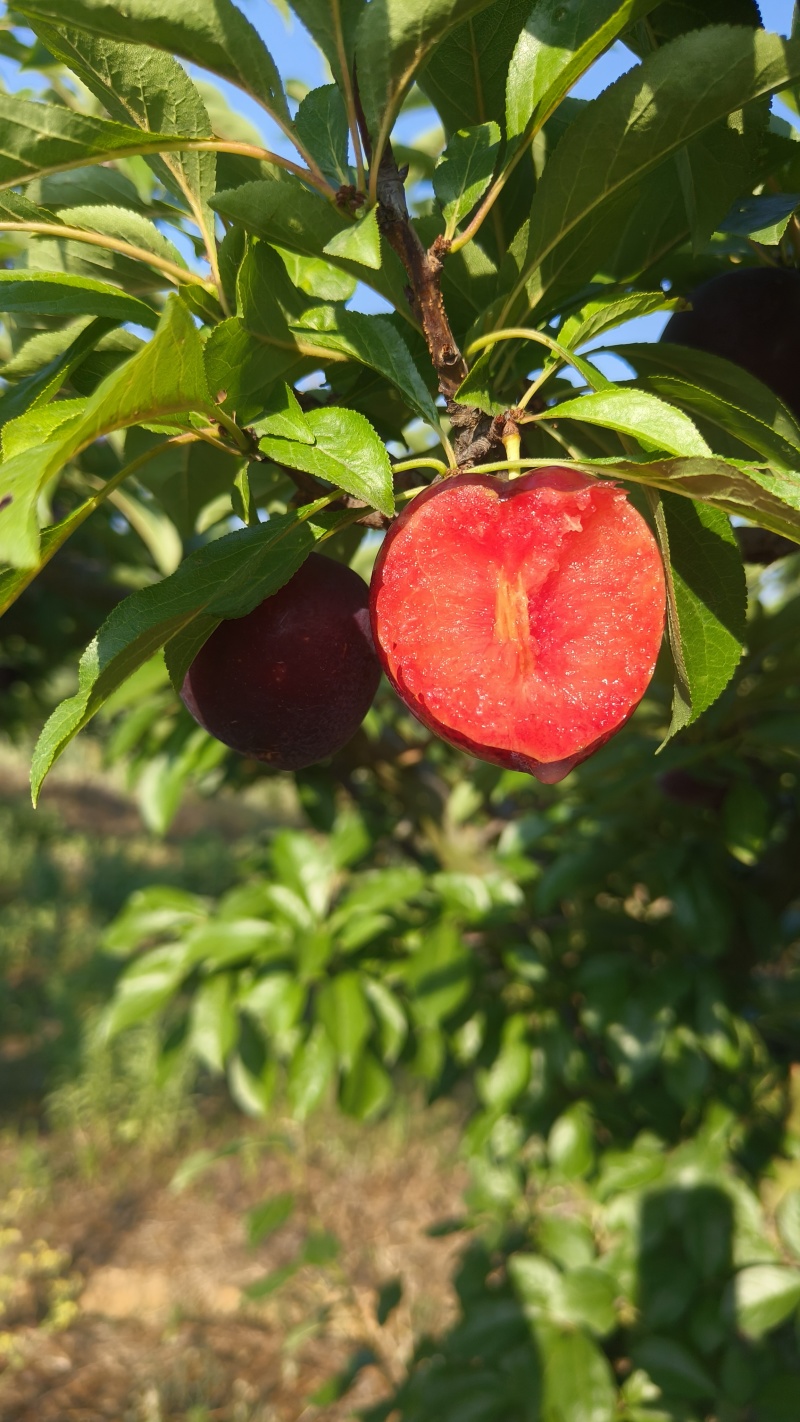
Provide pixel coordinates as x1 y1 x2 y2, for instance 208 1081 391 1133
294 307 439 426
548 1104 594 1179
29 499 335 801
56 204 189 270
355 0 495 154
404 920 473 1028
246 1191 295 1246
253 383 316 445
323 206 382 270
340 1050 393 1120
653 492 746 739
212 180 411 318
506 0 658 142
105 943 192 1038
242 1263 299 1299
777 1190 800 1260
731 1263 800 1338
28 23 216 250
540 1326 617 1422
477 1014 530 1111
629 0 763 49
674 105 769 254
0 297 211 568
611 343 800 470
18 0 289 122
257 407 394 515
287 1022 337 1120
545 388 710 457
288 0 363 91
0 92 199 194
631 1336 715 1401
719 191 800 245
363 979 408 1066
559 1268 617 1338
317 971 372 1072
504 27 800 323
0 316 115 430
189 973 237 1074
419 0 532 134
0 270 158 326
294 84 351 186
433 121 500 236
556 290 679 357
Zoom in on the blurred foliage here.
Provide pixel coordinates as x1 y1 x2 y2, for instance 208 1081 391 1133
75 554 800 1421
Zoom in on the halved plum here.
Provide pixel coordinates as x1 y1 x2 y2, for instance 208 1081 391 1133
370 468 666 783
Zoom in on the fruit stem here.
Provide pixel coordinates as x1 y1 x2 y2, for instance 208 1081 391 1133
393 456 450 476
503 430 522 473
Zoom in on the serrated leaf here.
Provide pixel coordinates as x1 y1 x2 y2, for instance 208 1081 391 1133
0 92 198 194
504 27 800 324
212 180 411 318
252 383 316 445
419 0 532 134
506 0 658 142
433 121 500 236
610 341 800 468
0 270 158 326
653 491 746 740
0 316 115 430
323 206 382 270
258 407 394 515
556 291 679 355
56 204 189 269
355 0 495 157
30 499 336 801
294 307 439 425
294 84 351 187
27 23 216 253
545 388 710 457
18 0 288 122
0 297 211 568
719 190 800 245
627 0 763 50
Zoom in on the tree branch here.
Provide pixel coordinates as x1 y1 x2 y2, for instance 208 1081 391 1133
354 73 467 402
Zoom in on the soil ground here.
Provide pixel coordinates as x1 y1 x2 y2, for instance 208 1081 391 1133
0 741 467 1421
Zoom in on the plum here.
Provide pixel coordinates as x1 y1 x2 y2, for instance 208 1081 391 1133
661 266 800 417
182 552 381 768
370 469 666 784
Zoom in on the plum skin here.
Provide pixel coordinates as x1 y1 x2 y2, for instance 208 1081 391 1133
662 266 800 417
181 553 381 769
370 469 666 784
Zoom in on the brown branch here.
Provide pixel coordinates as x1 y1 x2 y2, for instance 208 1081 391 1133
353 73 467 401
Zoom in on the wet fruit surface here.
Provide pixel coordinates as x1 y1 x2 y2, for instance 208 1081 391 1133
662 266 800 417
182 553 381 769
371 469 666 783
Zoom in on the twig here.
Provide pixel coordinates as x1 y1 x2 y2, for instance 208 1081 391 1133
353 75 467 400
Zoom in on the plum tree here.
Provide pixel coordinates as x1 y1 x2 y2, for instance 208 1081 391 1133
662 266 800 417
370 469 666 784
181 554 381 769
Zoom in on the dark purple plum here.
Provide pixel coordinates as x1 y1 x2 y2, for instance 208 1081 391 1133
181 553 381 769
662 266 800 417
